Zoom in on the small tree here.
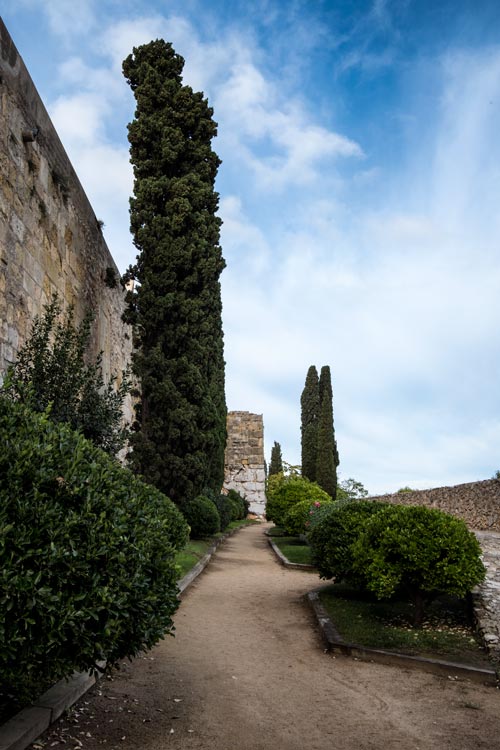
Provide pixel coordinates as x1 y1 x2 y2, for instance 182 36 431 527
3 295 129 455
269 441 283 476
316 365 339 498
301 365 319 482
308 501 386 582
337 477 368 501
351 505 486 626
265 473 330 527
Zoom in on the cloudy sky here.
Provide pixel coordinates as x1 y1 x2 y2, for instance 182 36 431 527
3 0 500 494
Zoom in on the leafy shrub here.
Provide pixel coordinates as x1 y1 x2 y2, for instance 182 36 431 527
308 501 387 582
226 489 247 520
3 295 130 455
202 488 233 531
183 495 220 538
282 497 334 536
265 473 330 527
0 396 189 706
351 505 486 625
307 500 344 531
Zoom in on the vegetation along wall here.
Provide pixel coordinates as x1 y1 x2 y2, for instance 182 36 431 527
370 479 500 531
0 18 132 406
224 411 266 514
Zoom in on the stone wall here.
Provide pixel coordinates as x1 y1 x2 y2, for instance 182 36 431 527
224 411 266 514
0 18 132 416
370 479 500 531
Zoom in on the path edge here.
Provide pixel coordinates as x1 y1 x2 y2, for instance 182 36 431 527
266 534 315 571
0 525 248 750
306 588 498 686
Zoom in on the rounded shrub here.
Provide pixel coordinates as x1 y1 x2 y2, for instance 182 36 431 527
282 497 334 536
0 396 189 706
226 488 248 519
183 495 220 538
202 488 233 531
308 500 387 582
265 474 331 527
351 504 486 625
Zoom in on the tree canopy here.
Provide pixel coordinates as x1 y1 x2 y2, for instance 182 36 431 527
123 39 226 505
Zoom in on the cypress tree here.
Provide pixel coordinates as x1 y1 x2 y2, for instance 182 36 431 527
316 365 339 498
269 441 283 476
122 40 227 506
300 365 319 481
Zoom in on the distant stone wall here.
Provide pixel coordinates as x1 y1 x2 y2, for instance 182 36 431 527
370 479 500 531
0 19 132 418
224 411 266 514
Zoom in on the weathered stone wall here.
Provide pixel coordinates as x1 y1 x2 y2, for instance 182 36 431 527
224 411 266 514
0 18 132 417
370 479 500 531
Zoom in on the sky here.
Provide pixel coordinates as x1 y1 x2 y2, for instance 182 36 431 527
2 0 500 494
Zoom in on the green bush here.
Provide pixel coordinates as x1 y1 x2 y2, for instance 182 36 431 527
183 495 220 538
282 497 334 536
0 396 189 706
351 505 486 625
3 295 130 456
265 473 331 527
226 489 248 519
308 501 387 582
202 488 233 531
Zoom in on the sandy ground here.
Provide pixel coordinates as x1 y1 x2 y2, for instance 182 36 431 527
32 523 500 750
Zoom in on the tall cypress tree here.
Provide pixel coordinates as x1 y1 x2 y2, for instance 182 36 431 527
300 365 319 481
122 40 227 506
269 441 283 476
316 365 339 498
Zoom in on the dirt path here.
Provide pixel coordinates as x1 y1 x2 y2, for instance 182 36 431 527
34 524 499 750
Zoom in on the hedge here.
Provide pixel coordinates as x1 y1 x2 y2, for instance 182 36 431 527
0 396 189 705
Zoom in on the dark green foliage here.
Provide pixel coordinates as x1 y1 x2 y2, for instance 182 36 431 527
123 40 227 505
183 495 220 538
269 441 283 476
315 365 339 498
282 497 334 536
0 396 189 706
4 296 129 456
265 473 331 527
202 488 233 531
351 505 486 626
308 501 387 582
300 365 319 482
226 488 248 519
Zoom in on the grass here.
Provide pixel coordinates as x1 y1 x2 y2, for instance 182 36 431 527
272 534 313 566
319 583 491 668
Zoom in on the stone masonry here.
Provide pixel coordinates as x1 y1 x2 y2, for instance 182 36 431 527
0 18 132 419
370 479 500 532
224 411 266 515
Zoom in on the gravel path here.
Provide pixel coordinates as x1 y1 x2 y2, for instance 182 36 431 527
32 523 500 750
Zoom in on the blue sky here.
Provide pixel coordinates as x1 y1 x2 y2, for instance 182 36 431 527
3 0 500 493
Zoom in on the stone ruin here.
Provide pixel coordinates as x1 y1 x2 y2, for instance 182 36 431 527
223 411 266 515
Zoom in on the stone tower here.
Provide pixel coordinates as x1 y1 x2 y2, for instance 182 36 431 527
224 411 266 515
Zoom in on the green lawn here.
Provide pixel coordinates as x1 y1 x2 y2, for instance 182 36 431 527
319 583 490 667
271 534 313 566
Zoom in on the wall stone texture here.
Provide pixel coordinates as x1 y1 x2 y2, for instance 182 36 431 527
0 18 132 420
224 411 266 514
370 479 500 531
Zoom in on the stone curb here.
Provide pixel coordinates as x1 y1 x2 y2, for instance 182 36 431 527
306 588 498 686
266 534 315 571
0 526 246 750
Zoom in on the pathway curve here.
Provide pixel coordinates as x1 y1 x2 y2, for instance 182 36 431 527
32 524 500 750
